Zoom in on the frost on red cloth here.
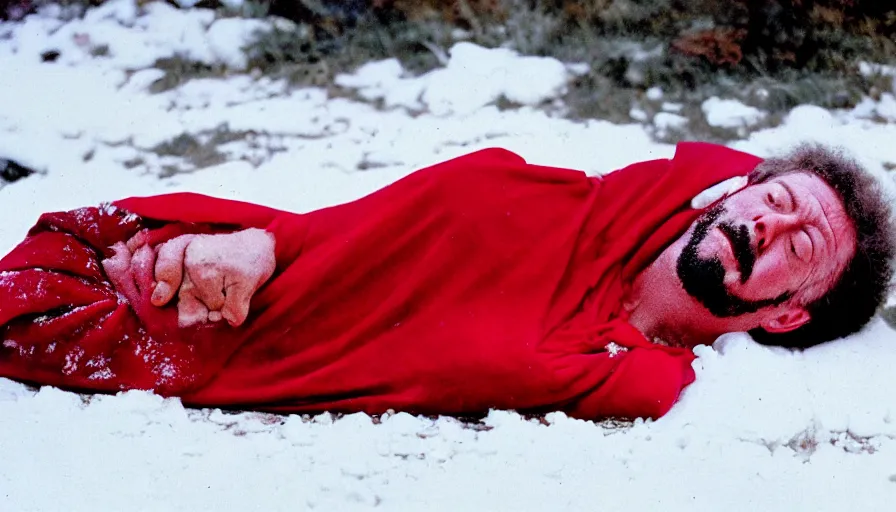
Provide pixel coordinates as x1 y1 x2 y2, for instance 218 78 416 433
0 204 233 395
0 143 761 420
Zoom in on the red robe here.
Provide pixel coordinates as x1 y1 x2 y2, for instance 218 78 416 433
0 142 762 420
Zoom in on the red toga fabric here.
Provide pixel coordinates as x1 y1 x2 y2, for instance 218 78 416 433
0 142 762 420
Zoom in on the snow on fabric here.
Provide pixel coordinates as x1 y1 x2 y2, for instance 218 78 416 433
1 1 895 510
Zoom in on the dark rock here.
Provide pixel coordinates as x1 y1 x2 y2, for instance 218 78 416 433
41 49 60 62
0 158 37 183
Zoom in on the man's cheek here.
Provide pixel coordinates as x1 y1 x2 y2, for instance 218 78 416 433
738 263 790 300
757 250 794 282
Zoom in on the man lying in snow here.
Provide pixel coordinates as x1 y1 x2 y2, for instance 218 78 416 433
1 142 893 420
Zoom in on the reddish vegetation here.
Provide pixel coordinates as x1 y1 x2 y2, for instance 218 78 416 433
671 28 748 67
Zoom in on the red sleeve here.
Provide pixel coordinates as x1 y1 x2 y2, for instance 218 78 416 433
0 204 153 393
0 204 145 326
549 320 697 421
0 196 308 397
572 348 696 420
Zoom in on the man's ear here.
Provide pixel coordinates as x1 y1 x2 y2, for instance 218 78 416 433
760 307 811 333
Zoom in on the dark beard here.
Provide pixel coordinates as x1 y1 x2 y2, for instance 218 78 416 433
676 204 792 318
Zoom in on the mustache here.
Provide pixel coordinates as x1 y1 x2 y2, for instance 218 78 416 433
718 222 756 284
676 204 792 318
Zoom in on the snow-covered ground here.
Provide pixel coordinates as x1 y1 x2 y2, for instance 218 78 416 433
2 1 896 510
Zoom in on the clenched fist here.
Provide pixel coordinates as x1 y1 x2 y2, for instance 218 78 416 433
141 228 276 328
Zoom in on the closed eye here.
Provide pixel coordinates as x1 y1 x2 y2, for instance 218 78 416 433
778 181 798 212
791 231 814 262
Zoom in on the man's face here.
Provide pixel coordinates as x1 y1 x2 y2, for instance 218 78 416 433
676 171 855 327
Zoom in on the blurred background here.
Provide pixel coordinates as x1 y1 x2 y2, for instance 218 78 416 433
3 0 895 144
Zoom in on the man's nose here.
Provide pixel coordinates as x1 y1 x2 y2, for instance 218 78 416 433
753 212 799 251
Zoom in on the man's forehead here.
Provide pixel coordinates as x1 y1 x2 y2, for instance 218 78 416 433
734 170 824 192
768 170 831 190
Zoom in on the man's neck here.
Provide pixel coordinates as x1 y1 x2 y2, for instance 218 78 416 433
626 263 721 348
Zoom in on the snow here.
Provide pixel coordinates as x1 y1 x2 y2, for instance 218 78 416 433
1 2 896 510
690 176 749 210
335 42 572 115
206 17 271 71
702 97 767 129
858 61 896 79
653 111 689 137
734 104 896 188
661 101 683 113
853 93 896 122
629 106 649 122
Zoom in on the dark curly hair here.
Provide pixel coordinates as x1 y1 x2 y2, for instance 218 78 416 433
746 143 895 348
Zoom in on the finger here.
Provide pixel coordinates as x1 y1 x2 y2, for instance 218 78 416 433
256 231 277 285
125 229 150 253
101 242 138 299
131 245 156 296
184 235 229 312
152 235 195 307
221 279 254 327
187 264 226 313
177 275 210 328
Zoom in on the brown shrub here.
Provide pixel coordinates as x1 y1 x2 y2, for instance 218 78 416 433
671 28 747 67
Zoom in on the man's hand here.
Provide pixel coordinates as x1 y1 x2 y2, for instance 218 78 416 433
145 228 276 328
